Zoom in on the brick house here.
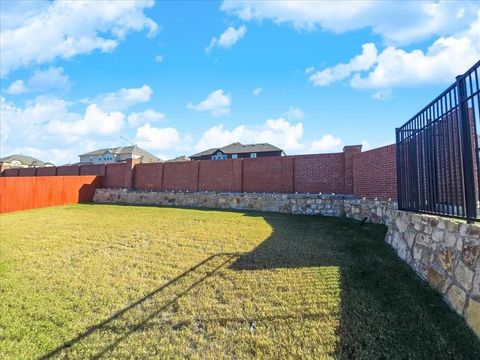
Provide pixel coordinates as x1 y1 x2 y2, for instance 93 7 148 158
190 142 284 160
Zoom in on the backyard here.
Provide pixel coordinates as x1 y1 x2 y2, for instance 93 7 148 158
1 204 479 359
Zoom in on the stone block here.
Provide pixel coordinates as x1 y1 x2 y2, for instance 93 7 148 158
446 285 467 315
437 249 455 274
465 299 480 337
462 242 479 270
427 267 446 293
454 260 475 292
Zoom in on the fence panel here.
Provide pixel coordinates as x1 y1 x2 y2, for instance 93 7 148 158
396 60 479 221
0 176 103 213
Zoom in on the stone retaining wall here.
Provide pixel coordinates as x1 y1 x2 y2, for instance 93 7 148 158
93 188 479 337
93 189 351 216
385 210 479 336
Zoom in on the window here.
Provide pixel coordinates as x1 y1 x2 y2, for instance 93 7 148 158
232 154 238 159
217 152 222 156
211 155 217 160
250 153 257 158
89 156 93 162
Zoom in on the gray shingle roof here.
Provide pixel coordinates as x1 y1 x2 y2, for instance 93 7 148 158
191 142 283 157
79 146 161 162
0 154 52 166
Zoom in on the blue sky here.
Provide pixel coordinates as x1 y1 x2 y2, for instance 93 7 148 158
1 0 479 164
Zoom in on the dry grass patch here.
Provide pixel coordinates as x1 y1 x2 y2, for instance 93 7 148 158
0 204 478 359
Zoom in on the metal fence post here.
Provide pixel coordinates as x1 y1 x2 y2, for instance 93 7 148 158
456 75 477 222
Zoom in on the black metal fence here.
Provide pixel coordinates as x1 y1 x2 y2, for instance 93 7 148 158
396 60 480 222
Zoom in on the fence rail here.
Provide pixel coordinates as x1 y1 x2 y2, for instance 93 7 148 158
396 60 480 221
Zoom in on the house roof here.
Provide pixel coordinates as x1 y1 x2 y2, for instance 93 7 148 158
79 146 161 162
191 142 284 157
0 154 52 166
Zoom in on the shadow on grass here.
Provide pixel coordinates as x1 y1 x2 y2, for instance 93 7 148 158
40 209 480 359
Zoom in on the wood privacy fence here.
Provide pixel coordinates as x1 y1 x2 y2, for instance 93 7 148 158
0 144 397 200
0 176 103 213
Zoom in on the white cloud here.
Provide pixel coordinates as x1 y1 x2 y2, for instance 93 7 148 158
196 118 305 153
135 123 183 151
5 67 70 94
46 104 125 136
205 25 246 53
187 89 232 117
350 25 480 89
128 109 166 126
196 117 345 155
309 134 343 153
6 80 27 94
88 85 153 111
0 0 157 76
28 67 70 92
307 12 480 93
252 87 263 96
283 107 304 120
221 1 478 45
308 43 377 86
0 95 122 164
155 55 164 63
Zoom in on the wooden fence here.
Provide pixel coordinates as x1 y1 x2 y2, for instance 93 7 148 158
0 176 103 213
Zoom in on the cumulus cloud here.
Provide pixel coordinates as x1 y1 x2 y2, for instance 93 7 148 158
221 1 478 45
5 67 69 94
350 24 480 89
252 87 263 96
128 109 166 126
283 107 304 120
0 95 116 164
196 117 345 155
0 0 157 76
307 12 480 93
196 118 305 153
205 26 246 53
308 43 377 86
135 123 183 151
6 80 27 94
187 89 232 116
87 85 153 111
46 104 125 136
309 134 343 152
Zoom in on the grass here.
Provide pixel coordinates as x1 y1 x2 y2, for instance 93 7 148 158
1 204 479 359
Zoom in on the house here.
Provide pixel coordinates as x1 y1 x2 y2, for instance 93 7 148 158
0 154 54 168
190 142 284 160
78 146 161 164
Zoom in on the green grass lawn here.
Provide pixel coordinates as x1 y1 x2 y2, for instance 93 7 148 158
1 204 479 359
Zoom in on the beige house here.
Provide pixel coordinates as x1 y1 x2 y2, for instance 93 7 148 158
0 154 54 168
78 146 161 164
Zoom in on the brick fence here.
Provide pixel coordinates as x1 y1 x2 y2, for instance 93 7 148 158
0 144 397 199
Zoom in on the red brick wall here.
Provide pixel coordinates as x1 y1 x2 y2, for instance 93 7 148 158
105 163 128 188
243 156 294 193
2 168 19 177
18 168 36 176
57 165 80 176
134 163 164 191
0 144 399 199
163 161 199 191
79 164 106 176
294 153 345 193
198 159 242 192
36 167 57 176
353 144 397 199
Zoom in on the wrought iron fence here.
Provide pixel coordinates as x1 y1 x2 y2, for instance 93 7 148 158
396 60 480 222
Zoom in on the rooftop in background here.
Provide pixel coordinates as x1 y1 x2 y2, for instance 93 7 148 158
190 142 284 160
79 146 161 164
0 154 54 168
